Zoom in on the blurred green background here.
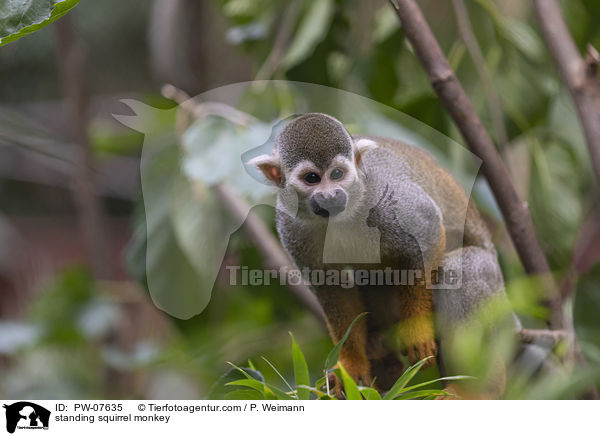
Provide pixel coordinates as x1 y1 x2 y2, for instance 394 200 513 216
1 0 600 399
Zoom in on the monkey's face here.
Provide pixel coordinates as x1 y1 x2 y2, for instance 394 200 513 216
285 155 362 220
249 145 374 223
247 113 376 222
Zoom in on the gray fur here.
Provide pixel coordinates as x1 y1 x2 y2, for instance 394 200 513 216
435 246 520 330
273 114 513 310
264 113 520 390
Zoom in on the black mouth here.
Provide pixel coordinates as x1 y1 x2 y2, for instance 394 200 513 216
310 197 345 218
314 206 330 218
312 204 345 218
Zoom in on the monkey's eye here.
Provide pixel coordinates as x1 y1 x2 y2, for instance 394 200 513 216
330 168 344 180
304 172 321 184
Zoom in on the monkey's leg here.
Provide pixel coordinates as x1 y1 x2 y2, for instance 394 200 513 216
366 332 404 391
397 282 438 367
396 224 446 367
435 246 516 398
315 286 372 389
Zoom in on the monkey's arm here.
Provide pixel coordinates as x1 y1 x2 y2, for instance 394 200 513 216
314 285 371 387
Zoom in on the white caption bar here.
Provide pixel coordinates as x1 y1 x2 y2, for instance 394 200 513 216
0 400 593 435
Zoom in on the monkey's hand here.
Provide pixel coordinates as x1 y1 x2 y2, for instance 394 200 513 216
398 314 438 367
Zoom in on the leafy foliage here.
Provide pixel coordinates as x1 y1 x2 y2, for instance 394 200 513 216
0 0 80 46
213 314 464 400
2 0 600 401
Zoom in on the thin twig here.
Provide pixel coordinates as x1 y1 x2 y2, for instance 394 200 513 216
532 0 600 184
519 328 566 346
161 84 258 127
387 0 563 330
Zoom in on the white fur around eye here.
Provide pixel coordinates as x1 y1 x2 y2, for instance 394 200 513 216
290 160 319 181
326 156 357 186
287 160 320 193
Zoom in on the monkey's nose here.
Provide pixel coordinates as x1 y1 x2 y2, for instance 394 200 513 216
312 190 347 217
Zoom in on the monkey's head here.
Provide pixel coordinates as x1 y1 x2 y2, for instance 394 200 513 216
248 113 376 221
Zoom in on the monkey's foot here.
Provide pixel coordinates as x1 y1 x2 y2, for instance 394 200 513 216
327 362 372 399
435 383 461 400
405 340 438 367
397 314 437 367
326 371 345 399
326 372 372 400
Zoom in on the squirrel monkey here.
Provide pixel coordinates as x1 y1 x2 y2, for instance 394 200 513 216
249 113 519 395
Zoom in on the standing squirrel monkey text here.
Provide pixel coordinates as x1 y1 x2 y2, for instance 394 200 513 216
249 113 519 395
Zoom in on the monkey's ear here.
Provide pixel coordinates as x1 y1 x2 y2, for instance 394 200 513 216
353 138 377 166
247 154 282 186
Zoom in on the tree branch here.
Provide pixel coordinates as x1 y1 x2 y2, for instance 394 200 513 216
519 328 566 346
161 85 326 325
533 0 600 184
388 0 563 329
212 183 326 323
161 84 258 127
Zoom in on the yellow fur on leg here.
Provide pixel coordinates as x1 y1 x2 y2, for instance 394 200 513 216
397 313 437 367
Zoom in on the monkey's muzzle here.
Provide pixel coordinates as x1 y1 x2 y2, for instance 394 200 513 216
310 190 347 218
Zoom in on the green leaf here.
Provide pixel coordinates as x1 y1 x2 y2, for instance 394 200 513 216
394 375 474 397
182 117 273 201
315 376 327 391
225 389 265 400
261 356 295 393
0 0 80 47
206 366 264 399
382 356 433 400
337 365 362 400
395 389 452 400
134 132 222 319
324 312 367 370
266 384 295 400
290 333 311 400
359 387 382 400
225 379 267 393
281 0 335 70
227 361 254 379
297 385 335 400
262 387 278 400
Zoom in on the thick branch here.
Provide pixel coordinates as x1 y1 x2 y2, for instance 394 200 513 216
533 0 600 183
388 0 563 329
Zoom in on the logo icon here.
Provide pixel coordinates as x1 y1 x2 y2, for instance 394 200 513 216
3 402 50 434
